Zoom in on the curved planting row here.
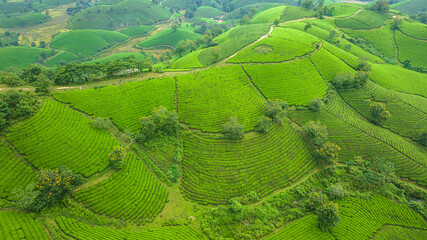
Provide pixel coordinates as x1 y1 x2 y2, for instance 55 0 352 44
321 41 359 68
228 37 314 63
176 65 265 132
332 195 427 239
54 77 176 132
370 64 427 97
7 100 119 177
373 225 427 240
181 124 317 204
266 195 426 239
0 211 50 240
265 215 334 240
281 6 315 22
339 80 427 140
335 10 391 29
395 30 427 68
399 20 427 40
73 153 168 224
288 95 427 186
243 58 327 106
309 48 356 82
171 50 203 69
0 142 36 199
56 216 203 239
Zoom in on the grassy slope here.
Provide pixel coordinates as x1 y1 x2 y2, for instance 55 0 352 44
50 29 128 57
0 47 47 70
139 25 202 48
395 30 427 67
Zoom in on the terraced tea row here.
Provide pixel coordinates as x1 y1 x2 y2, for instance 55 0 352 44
228 37 314 63
7 100 119 177
54 77 176 132
266 195 427 239
0 142 36 199
339 80 427 140
370 64 427 97
373 225 427 239
335 10 391 29
176 65 265 132
288 94 427 186
309 48 356 82
395 30 427 68
0 211 50 240
73 153 168 224
243 58 328 106
56 216 203 239
333 195 427 239
181 124 317 204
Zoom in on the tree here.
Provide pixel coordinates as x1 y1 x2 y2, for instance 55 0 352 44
309 98 324 111
223 116 244 140
0 71 23 87
40 51 47 60
265 99 288 125
21 64 44 83
108 146 126 169
13 166 83 212
371 0 389 13
33 73 50 95
31 42 36 47
307 192 329 211
135 106 179 143
171 22 179 32
301 0 314 10
303 121 328 146
369 102 391 125
0 98 10 131
316 142 341 165
356 58 372 72
256 116 272 133
39 41 47 48
326 183 345 200
316 201 340 231
327 29 339 43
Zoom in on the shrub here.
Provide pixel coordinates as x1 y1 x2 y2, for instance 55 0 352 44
256 116 272 133
356 58 372 72
316 201 340 231
369 102 391 125
302 121 328 146
223 116 244 140
108 146 126 169
408 201 426 218
326 183 345 200
316 142 341 165
167 163 180 183
0 71 23 87
309 98 323 111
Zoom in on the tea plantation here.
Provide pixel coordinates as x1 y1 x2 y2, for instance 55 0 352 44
0 1 426 240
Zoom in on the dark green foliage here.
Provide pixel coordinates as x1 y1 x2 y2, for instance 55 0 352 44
369 102 391 125
371 0 389 13
136 106 179 143
302 121 328 146
326 183 345 200
307 192 328 211
360 157 396 190
20 64 44 83
316 142 341 165
108 146 126 170
223 116 244 140
0 90 40 121
309 98 323 111
34 73 51 95
256 116 272 133
0 71 23 87
13 166 83 212
316 201 340 231
356 58 372 72
408 201 426 219
265 99 288 125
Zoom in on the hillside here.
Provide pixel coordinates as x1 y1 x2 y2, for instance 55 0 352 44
0 1 426 240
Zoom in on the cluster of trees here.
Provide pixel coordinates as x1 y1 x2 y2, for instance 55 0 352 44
369 102 391 125
223 116 244 140
303 121 341 165
13 166 83 212
1 56 153 88
332 59 371 90
307 192 341 231
66 0 93 16
255 99 288 134
371 0 389 13
135 106 179 143
0 90 40 131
